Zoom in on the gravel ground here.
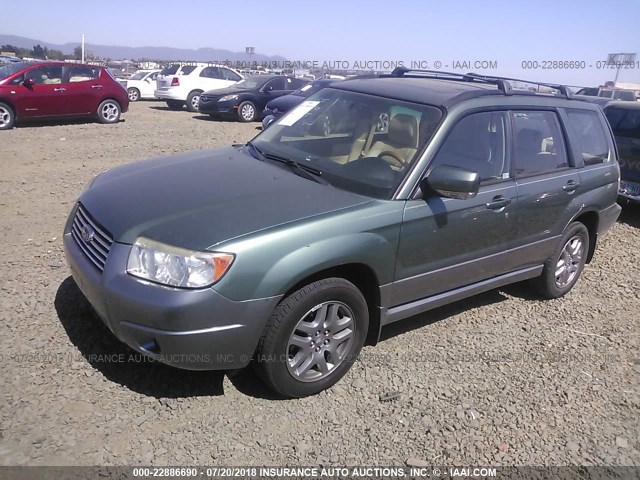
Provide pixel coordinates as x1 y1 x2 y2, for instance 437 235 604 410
0 101 638 467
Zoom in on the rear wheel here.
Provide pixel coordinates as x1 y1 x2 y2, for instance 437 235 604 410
186 91 202 112
127 88 140 102
255 278 368 398
166 100 184 110
0 102 15 130
97 99 121 124
531 221 589 299
237 101 257 122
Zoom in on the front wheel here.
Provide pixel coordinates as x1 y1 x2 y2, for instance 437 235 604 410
127 88 140 102
186 91 202 112
0 102 15 130
531 221 589 299
237 101 257 122
255 278 369 398
97 99 121 124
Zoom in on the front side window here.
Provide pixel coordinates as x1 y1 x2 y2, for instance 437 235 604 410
253 88 442 199
265 78 286 91
431 111 507 183
68 66 100 83
26 65 63 85
565 109 610 165
511 111 569 177
220 68 242 82
200 67 222 79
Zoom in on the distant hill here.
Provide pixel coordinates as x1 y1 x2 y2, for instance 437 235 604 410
0 33 286 64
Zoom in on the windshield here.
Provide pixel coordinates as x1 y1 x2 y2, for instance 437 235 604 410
253 88 442 199
129 71 149 80
0 62 28 80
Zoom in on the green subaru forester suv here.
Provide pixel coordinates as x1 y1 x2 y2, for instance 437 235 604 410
64 69 621 397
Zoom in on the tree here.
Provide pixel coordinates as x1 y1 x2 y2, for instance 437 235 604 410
73 46 82 59
32 44 45 58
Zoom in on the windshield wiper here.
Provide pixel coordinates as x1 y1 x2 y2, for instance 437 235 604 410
245 141 266 161
264 153 327 184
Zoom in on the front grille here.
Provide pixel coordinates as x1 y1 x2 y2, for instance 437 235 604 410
71 204 113 272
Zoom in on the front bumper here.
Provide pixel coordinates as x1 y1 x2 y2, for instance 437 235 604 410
198 99 237 115
62 219 281 371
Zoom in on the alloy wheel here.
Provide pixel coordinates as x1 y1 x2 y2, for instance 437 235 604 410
0 106 10 128
555 235 584 288
101 102 119 122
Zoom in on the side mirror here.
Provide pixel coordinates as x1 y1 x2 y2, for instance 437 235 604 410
23 77 35 87
421 164 480 200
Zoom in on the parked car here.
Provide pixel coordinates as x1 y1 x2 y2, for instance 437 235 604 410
119 69 161 102
63 69 620 397
154 64 243 112
0 61 129 130
602 101 640 203
262 78 336 128
575 86 637 102
198 75 308 122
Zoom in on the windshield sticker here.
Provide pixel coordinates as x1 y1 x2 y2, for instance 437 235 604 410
300 85 312 91
279 100 320 126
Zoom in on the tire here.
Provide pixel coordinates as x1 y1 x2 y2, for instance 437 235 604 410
531 221 589 299
237 101 257 122
0 102 15 130
186 91 202 112
255 278 369 398
97 99 121 124
127 88 140 102
166 100 184 111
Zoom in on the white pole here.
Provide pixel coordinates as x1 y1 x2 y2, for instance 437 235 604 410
81 34 85 63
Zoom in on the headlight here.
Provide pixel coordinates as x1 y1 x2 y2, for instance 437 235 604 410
219 94 238 102
127 237 234 288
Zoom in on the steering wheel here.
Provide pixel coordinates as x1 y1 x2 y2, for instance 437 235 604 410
378 151 405 169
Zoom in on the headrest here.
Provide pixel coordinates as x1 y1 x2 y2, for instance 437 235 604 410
387 114 418 148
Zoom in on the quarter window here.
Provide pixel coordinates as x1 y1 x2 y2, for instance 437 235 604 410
565 109 610 165
432 112 507 182
511 111 569 177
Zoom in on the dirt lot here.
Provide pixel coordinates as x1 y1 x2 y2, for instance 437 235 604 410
0 101 638 467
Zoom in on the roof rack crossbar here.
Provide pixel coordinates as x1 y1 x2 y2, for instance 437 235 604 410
390 67 513 95
463 72 571 99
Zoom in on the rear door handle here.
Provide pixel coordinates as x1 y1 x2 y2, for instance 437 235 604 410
54 87 66 92
563 180 579 193
92 85 103 89
486 196 511 210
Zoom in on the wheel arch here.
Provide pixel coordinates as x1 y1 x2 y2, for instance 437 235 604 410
279 263 382 347
570 210 599 264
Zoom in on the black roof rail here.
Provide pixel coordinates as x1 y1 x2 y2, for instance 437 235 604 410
463 72 572 99
390 67 513 95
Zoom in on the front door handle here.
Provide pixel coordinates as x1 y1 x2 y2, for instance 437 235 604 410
54 87 66 92
92 85 103 89
486 196 511 210
563 180 579 193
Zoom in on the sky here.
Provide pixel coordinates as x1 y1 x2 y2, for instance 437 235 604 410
2 0 639 86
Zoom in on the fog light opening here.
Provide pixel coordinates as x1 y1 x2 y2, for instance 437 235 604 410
141 339 161 355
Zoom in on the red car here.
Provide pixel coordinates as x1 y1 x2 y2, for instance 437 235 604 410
0 61 129 130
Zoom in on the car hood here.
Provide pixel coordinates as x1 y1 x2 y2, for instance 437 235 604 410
202 85 254 97
265 94 304 111
80 147 371 250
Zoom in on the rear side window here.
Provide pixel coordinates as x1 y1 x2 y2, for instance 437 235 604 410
160 64 179 75
605 107 640 139
433 111 507 183
68 66 100 83
511 111 569 177
565 109 610 165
